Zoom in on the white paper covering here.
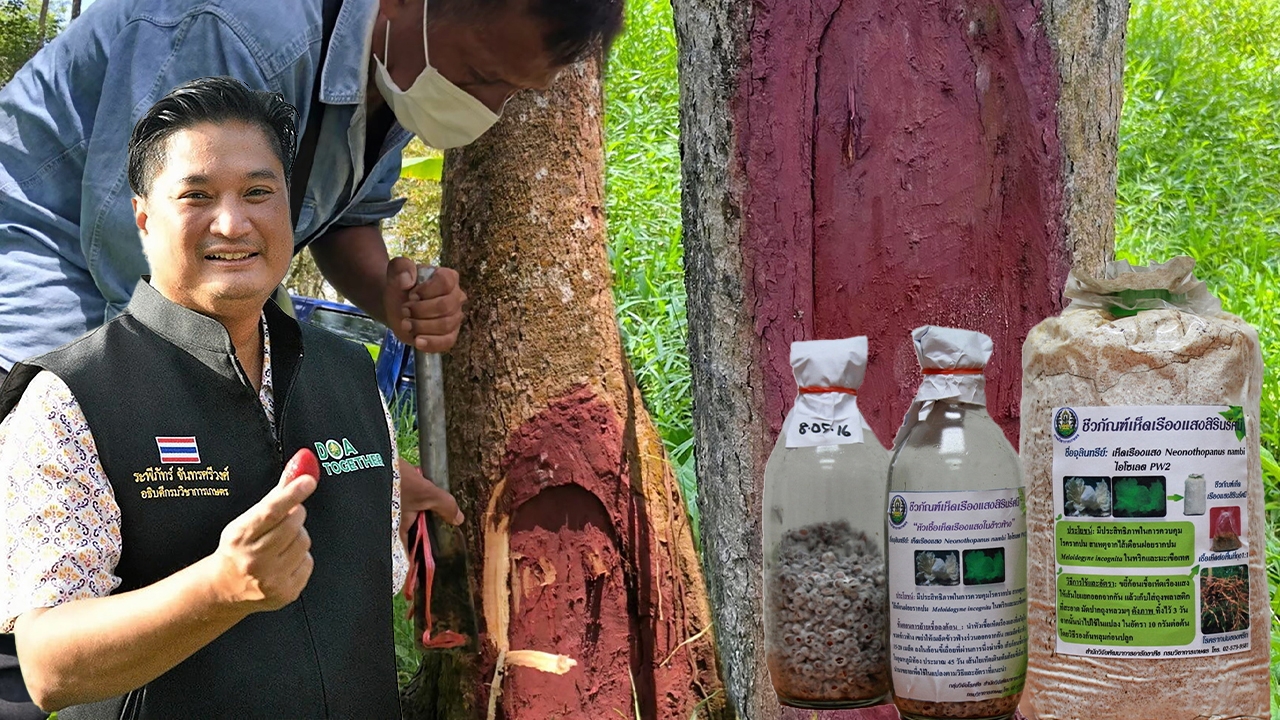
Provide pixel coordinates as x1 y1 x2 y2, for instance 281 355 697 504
783 337 870 448
892 325 993 448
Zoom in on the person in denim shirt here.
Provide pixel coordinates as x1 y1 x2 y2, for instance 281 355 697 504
0 0 624 715
0 0 623 371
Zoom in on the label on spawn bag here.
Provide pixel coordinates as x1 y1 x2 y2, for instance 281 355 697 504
887 488 1028 703
1051 405 1251 658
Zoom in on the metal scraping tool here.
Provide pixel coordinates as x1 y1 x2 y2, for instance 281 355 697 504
409 265 478 650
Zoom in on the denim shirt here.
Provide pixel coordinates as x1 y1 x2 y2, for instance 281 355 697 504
0 0 412 369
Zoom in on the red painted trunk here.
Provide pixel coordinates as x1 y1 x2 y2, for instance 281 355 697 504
498 390 653 717
403 58 727 719
744 0 1068 448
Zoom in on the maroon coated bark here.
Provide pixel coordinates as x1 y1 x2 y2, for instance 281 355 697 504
742 0 1068 447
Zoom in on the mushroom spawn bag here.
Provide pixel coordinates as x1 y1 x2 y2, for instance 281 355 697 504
1019 258 1268 719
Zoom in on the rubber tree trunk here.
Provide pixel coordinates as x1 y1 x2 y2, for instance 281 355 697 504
670 0 1127 717
401 57 727 720
71 0 82 21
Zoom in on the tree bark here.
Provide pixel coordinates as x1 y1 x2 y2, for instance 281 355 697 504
672 0 1125 717
36 0 49 47
71 0 81 21
401 56 727 720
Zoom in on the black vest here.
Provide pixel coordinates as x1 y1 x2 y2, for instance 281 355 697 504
0 283 399 719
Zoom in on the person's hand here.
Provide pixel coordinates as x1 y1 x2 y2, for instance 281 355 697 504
384 257 466 353
398 457 464 524
398 457 464 545
209 460 318 612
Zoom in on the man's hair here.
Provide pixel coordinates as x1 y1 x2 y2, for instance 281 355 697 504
441 0 625 65
128 76 299 197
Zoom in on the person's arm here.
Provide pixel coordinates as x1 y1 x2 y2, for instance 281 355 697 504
309 226 466 353
16 463 318 711
309 224 391 325
17 560 246 710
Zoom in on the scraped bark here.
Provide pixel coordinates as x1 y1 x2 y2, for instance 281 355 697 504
401 56 727 720
671 0 1124 717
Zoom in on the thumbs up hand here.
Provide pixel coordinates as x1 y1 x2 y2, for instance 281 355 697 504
209 449 320 612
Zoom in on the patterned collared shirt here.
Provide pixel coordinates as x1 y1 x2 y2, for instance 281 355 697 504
0 316 408 631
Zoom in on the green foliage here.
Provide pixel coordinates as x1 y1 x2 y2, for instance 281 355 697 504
602 0 697 541
1265 446 1280 711
392 593 420 688
386 138 444 265
0 0 63 87
400 155 443 182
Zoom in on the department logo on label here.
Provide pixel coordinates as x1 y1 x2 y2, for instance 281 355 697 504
888 494 908 528
313 437 385 476
1053 407 1080 443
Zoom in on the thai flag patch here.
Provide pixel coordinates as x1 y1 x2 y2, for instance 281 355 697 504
156 436 201 464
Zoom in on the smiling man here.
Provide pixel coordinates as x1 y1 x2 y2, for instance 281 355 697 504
0 77 449 718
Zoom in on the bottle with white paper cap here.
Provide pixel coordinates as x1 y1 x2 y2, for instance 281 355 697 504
886 326 1027 720
762 336 891 709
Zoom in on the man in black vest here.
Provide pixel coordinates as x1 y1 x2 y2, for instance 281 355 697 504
0 77 454 717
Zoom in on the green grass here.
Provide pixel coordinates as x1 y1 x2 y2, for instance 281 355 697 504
1115 0 1280 708
603 0 696 541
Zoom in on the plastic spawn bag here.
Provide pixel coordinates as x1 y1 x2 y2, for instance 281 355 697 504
1020 257 1268 719
762 337 891 708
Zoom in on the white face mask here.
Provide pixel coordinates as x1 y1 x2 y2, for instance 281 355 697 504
373 11 500 149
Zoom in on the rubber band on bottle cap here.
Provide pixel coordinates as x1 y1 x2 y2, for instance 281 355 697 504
921 368 984 375
798 386 858 395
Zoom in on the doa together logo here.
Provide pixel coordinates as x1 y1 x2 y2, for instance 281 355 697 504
314 437 386 476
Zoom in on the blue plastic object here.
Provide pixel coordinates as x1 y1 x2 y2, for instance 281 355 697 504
289 294 416 408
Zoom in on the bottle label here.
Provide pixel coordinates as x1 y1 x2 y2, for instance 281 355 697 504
886 488 1028 703
1050 404 1251 657
785 394 866 448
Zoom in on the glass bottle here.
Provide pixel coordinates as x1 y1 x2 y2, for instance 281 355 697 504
886 326 1027 720
762 337 891 708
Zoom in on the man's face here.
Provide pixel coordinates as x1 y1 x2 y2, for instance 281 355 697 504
132 121 292 321
377 0 562 114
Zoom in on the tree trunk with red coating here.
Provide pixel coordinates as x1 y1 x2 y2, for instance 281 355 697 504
672 0 1125 717
401 57 728 720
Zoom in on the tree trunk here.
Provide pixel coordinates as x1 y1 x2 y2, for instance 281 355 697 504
671 0 1126 717
71 0 81 20
401 56 727 720
36 0 49 47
